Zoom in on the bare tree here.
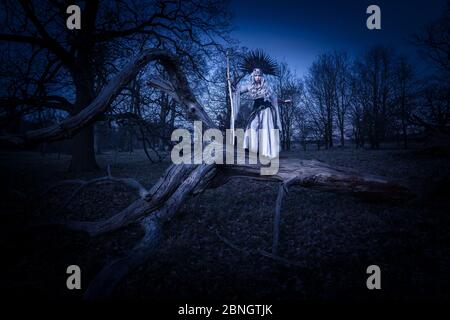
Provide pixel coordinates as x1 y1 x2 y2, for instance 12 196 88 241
334 52 351 147
412 81 450 135
392 55 416 148
275 62 304 150
413 1 450 75
0 0 232 171
293 101 311 152
349 73 368 148
411 2 450 135
353 46 395 149
305 52 351 148
305 54 336 149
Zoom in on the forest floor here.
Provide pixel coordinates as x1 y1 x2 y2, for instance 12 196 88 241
1 144 449 301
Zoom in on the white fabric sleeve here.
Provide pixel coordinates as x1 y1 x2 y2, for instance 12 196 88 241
271 94 282 131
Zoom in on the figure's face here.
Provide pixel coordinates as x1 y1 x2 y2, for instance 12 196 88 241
253 73 262 84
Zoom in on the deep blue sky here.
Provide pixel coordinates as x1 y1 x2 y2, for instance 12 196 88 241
230 0 446 76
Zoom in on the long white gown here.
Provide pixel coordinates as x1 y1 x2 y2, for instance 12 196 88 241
230 84 282 159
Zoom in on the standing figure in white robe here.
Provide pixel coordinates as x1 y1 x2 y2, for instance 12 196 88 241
230 67 282 159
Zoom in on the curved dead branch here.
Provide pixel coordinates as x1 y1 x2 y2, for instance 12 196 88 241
57 167 148 214
0 48 214 148
83 216 162 300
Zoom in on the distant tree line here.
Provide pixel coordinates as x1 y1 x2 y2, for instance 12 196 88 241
198 3 449 152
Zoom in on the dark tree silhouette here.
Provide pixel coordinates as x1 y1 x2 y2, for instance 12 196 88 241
0 0 231 171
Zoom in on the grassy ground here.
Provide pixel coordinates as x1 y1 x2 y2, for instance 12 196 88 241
1 144 449 300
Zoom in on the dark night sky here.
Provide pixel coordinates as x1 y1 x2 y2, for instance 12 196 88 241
230 0 446 76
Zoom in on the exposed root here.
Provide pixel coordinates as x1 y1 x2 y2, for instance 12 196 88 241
83 216 162 300
80 164 217 297
62 164 198 236
273 182 287 255
65 198 154 236
58 176 148 214
34 179 85 208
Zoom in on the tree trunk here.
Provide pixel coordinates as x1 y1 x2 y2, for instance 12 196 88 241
402 121 408 149
69 65 99 172
401 97 408 149
70 125 98 172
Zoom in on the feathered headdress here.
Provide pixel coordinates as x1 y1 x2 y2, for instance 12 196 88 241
239 49 279 76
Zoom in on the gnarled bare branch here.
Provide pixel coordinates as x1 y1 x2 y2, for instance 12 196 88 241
0 48 214 148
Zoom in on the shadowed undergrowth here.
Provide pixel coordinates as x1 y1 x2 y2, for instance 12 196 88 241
1 145 449 300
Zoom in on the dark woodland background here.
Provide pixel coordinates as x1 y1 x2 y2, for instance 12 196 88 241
0 0 449 302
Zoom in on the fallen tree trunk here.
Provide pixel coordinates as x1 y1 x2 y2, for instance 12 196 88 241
63 149 411 238
1 48 414 298
57 151 411 298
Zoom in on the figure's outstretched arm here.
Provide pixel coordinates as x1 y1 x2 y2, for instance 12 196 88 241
231 83 248 95
238 84 249 94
